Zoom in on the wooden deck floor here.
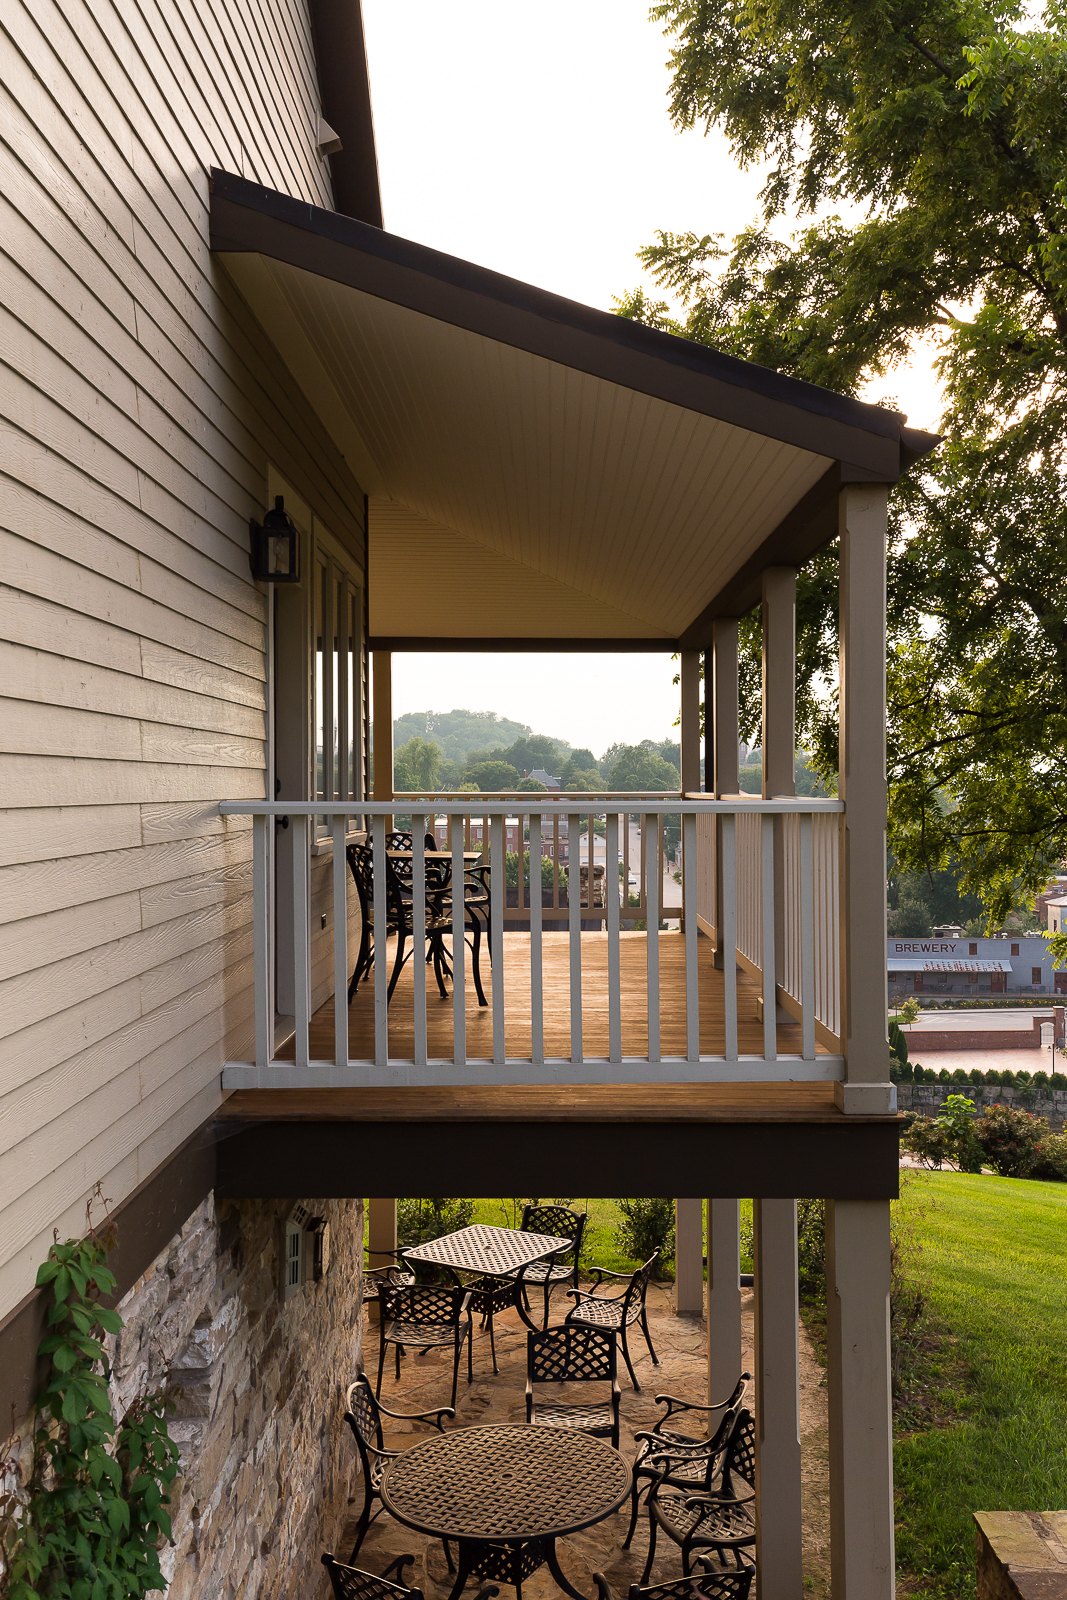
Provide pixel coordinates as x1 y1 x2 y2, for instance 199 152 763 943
280 930 822 1062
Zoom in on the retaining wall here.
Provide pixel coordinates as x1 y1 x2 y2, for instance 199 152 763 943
898 1084 1067 1129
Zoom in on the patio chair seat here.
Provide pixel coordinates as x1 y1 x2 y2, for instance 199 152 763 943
528 1398 619 1437
569 1294 642 1330
641 1409 756 1582
624 1374 752 1547
383 1316 464 1348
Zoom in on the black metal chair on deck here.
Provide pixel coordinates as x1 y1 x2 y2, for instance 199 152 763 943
376 1282 474 1409
564 1250 661 1390
641 1407 756 1580
525 1323 621 1449
623 1372 751 1548
500 1204 587 1329
341 1376 455 1563
346 842 452 1004
594 1559 753 1600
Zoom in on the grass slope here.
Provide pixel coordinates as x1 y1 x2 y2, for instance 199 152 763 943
895 1171 1067 1596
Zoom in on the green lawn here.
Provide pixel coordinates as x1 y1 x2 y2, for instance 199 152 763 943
894 1170 1067 1596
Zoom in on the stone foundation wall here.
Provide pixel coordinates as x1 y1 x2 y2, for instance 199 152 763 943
898 1084 1067 1129
108 1192 364 1600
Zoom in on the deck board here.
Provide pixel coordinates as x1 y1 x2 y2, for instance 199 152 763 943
278 930 824 1063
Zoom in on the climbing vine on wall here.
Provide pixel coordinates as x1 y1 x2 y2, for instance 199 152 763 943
0 1207 180 1598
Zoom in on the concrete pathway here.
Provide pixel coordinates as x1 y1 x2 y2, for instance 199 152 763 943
337 1279 831 1598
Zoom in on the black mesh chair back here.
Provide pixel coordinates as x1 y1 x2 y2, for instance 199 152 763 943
521 1204 586 1260
621 1251 661 1323
344 1374 385 1459
380 1282 467 1325
593 1567 753 1600
528 1323 616 1384
721 1409 756 1495
322 1553 423 1600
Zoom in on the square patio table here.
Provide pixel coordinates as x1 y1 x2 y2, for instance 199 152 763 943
401 1223 572 1332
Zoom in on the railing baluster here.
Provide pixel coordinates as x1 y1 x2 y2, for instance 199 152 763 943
622 811 630 925
683 811 699 1063
412 813 428 1068
606 811 621 1064
569 810 582 1064
760 813 777 1063
722 812 738 1062
252 811 270 1072
292 813 310 1069
645 813 660 1063
801 812 816 1060
491 812 505 1066
372 814 388 1069
332 814 349 1072
529 812 544 1065
452 826 466 1067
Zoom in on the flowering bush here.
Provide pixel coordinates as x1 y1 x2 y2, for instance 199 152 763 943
1029 1130 1067 1182
973 1104 1048 1177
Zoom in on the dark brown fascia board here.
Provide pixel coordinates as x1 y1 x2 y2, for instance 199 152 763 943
679 465 843 642
209 171 938 478
215 1118 900 1201
308 0 384 228
368 637 680 653
0 1125 218 1425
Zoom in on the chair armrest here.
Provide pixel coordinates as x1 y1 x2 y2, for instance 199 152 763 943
459 1290 474 1316
382 1555 418 1585
593 1575 617 1600
683 1486 756 1511
473 1586 501 1600
372 1396 457 1431
566 1286 625 1306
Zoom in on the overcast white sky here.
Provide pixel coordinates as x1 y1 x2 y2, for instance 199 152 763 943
361 1 944 756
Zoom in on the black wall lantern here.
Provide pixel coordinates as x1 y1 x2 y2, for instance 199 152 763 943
249 495 300 583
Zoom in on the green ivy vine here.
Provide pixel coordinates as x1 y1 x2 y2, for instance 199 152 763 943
0 1218 181 1599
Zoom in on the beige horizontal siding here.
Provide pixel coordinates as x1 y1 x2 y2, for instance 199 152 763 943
0 0 368 1319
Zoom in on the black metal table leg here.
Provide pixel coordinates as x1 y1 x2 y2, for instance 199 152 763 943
546 1538 588 1600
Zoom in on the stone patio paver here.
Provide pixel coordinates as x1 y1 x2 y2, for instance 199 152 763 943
337 1281 830 1599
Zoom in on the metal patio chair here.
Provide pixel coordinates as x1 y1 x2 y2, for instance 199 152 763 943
362 1257 416 1305
376 1282 474 1409
525 1323 621 1449
594 1557 753 1600
623 1372 751 1547
323 1552 501 1600
442 1266 525 1376
564 1250 661 1390
346 842 452 1004
641 1408 756 1581
341 1376 455 1563
500 1204 587 1329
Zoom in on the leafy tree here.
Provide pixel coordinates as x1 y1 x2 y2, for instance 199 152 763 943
623 0 1067 928
463 758 521 791
607 743 681 791
516 775 549 792
393 735 443 792
887 896 934 937
392 709 532 763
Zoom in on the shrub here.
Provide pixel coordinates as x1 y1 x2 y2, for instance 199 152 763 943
1034 1070 1050 1088
968 1068 985 1086
615 1198 675 1270
888 1019 909 1069
398 1197 475 1251
973 1105 1047 1177
1000 1069 1016 1088
1030 1131 1067 1181
901 1114 952 1168
936 1093 984 1172
951 1068 968 1084
1051 1072 1067 1089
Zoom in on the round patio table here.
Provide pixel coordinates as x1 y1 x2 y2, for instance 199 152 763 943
380 1424 632 1600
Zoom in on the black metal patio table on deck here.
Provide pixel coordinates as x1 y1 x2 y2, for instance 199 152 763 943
380 1423 632 1600
401 1225 571 1334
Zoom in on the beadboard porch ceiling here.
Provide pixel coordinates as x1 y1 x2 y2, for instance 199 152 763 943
211 170 937 648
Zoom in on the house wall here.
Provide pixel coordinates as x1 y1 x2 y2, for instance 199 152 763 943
0 0 367 1324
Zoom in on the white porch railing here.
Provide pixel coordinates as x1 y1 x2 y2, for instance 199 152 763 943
220 794 845 1088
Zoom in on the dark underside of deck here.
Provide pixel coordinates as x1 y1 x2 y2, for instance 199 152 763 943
214 1083 901 1201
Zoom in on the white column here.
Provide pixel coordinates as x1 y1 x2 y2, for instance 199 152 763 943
838 487 893 1113
707 1196 743 1402
680 650 702 793
753 1199 803 1600
762 568 796 991
674 1197 704 1316
366 1197 398 1324
371 650 393 804
826 1200 895 1600
712 619 739 797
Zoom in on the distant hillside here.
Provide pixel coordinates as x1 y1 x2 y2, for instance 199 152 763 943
393 709 570 764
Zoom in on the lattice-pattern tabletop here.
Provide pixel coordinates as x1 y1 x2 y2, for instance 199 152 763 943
380 1424 632 1541
401 1224 570 1276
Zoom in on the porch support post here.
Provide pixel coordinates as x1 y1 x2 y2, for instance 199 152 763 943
366 1197 397 1323
680 650 702 793
712 618 739 968
762 567 796 990
674 1197 704 1315
706 1196 742 1402
371 650 393 803
753 1199 803 1600
826 1200 894 1600
837 486 893 1113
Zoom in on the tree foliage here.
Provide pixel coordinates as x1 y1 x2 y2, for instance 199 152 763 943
621 0 1067 925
